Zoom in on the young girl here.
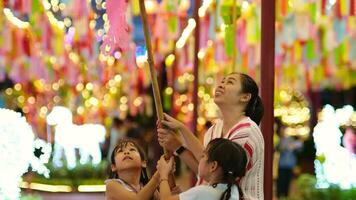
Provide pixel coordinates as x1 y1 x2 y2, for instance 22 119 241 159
105 138 159 200
157 138 247 200
158 72 265 200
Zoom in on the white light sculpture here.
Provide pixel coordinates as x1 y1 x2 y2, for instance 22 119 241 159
47 106 106 169
313 105 356 189
30 138 52 178
0 108 34 200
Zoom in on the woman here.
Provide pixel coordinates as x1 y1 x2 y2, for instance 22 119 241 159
158 72 264 200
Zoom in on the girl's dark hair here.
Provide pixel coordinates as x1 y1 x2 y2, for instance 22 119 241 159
232 72 264 125
207 138 247 200
109 138 149 185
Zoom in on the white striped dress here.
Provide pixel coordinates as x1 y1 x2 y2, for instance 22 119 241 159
202 117 265 200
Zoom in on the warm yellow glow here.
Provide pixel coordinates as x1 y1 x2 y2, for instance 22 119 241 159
69 52 79 63
133 97 143 107
27 97 36 105
42 0 51 10
52 5 59 12
176 19 196 49
51 0 59 7
198 0 213 17
86 83 94 91
114 75 122 82
198 117 206 125
241 0 250 11
110 87 117 94
203 94 210 101
89 20 96 29
40 107 48 115
120 96 128 104
77 106 85 115
52 83 60 91
76 83 84 91
82 90 90 99
59 3 66 10
198 90 205 98
206 77 214 84
20 181 72 192
187 74 195 82
89 97 99 106
145 0 157 14
180 95 188 102
198 50 205 59
181 106 188 113
165 87 173 95
45 10 64 30
14 83 22 91
175 99 183 106
17 96 25 104
3 8 29 29
77 185 106 192
178 76 185 84
64 18 72 27
22 106 29 114
188 103 194 111
120 104 128 111
5 88 13 95
165 54 176 67
99 53 108 62
84 100 91 108
107 56 115 66
53 96 61 103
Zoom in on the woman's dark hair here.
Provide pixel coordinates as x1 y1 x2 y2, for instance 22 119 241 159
232 72 264 124
109 138 149 185
206 138 247 200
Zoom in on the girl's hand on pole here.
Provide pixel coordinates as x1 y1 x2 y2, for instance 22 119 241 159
157 128 182 152
157 155 174 179
161 113 186 131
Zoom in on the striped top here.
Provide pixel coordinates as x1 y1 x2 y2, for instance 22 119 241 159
202 117 265 200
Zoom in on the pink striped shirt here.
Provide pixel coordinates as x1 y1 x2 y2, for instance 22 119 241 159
203 117 265 200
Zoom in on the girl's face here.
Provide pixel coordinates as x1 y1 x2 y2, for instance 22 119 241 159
197 150 216 182
111 142 146 173
214 74 250 106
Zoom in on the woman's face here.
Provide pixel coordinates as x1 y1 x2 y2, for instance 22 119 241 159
111 142 145 173
214 73 243 106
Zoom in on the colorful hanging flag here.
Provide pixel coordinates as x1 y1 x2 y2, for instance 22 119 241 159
101 0 130 55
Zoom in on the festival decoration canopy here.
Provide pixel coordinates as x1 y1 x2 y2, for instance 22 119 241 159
0 0 355 138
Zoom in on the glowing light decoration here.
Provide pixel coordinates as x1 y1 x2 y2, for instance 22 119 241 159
0 108 34 200
47 106 106 169
313 105 356 189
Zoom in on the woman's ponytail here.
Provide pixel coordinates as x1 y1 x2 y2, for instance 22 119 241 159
245 96 264 125
234 73 264 125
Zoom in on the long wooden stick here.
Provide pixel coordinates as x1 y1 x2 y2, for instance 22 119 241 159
231 0 237 72
138 0 168 156
138 0 176 188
